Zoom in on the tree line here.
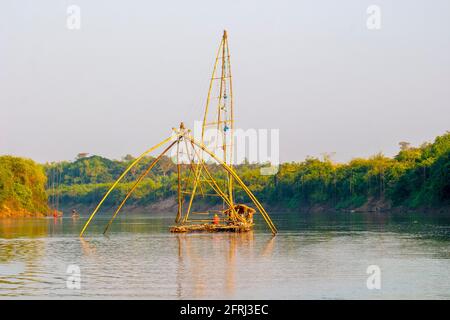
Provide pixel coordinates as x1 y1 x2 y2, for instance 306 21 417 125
0 156 49 216
45 132 450 211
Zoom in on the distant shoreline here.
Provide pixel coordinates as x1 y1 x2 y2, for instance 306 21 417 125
1 194 448 219
53 197 450 217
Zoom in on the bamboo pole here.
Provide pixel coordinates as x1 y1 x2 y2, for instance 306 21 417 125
103 140 178 234
176 140 182 223
79 135 174 237
182 144 209 223
224 32 234 206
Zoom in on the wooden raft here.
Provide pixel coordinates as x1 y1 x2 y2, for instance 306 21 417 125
170 222 254 233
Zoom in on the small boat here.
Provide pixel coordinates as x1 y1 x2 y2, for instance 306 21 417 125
52 209 63 218
71 209 80 219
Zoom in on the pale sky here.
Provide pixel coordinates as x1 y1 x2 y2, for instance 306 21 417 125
1 0 449 163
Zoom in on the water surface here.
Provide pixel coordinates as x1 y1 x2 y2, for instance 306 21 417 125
0 212 449 299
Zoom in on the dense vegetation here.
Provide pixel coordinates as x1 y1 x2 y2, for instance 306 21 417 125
47 132 450 212
0 156 49 216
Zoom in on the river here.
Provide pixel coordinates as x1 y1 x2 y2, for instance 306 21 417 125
0 211 449 299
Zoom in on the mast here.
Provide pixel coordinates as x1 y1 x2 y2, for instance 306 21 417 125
201 30 234 207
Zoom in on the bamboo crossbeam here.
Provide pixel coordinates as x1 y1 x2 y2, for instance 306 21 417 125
211 76 232 80
204 120 232 126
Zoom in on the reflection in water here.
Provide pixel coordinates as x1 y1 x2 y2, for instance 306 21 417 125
0 212 449 299
0 218 48 296
0 237 46 297
80 238 97 256
0 218 49 239
175 232 275 299
261 236 275 258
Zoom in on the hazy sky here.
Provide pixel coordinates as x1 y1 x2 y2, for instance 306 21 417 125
1 0 449 163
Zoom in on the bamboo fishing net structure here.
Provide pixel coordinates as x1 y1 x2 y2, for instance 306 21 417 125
79 31 277 237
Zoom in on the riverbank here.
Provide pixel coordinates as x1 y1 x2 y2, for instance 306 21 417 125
0 156 49 219
56 196 450 217
0 205 51 218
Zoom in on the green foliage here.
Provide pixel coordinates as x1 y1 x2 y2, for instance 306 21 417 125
0 156 49 214
48 132 450 210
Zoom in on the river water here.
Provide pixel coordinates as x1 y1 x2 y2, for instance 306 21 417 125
0 212 449 299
